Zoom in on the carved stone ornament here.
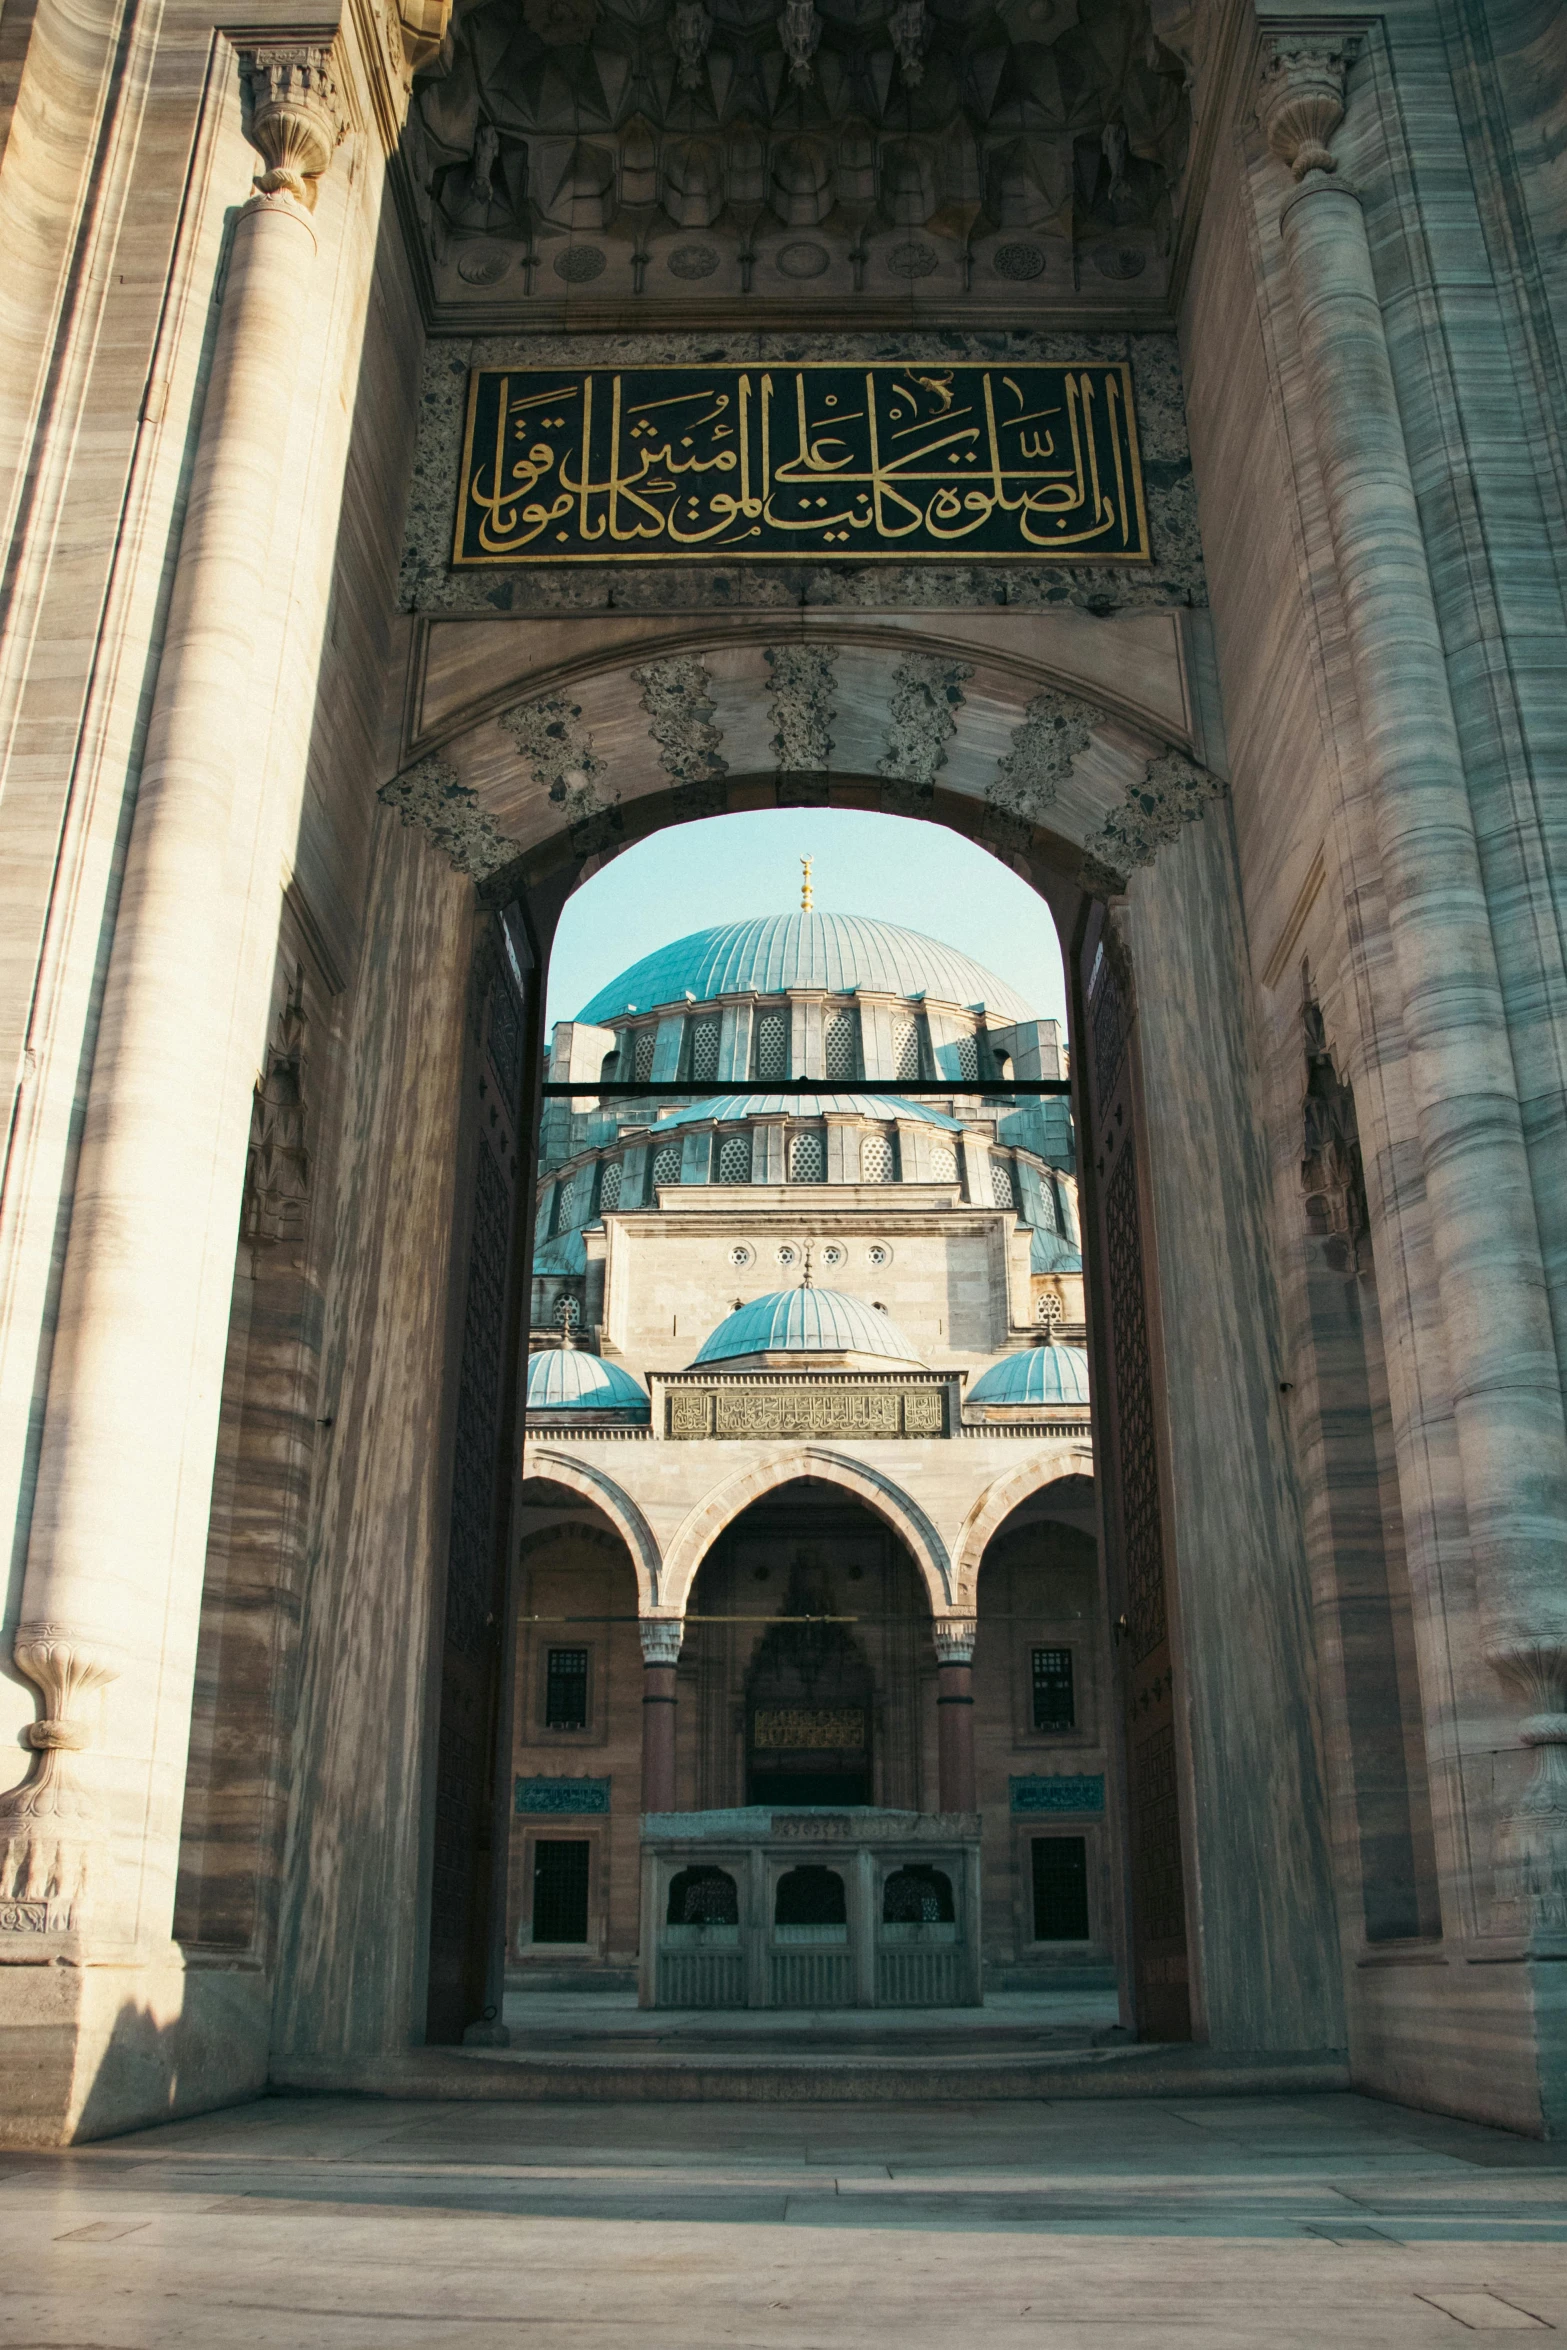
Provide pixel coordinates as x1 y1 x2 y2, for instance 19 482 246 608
934 1618 978 1665
669 0 713 92
0 1624 118 1935
1300 998 1367 1274
640 1617 684 1667
241 45 347 208
780 0 822 86
1256 39 1350 180
244 977 310 1249
889 0 929 86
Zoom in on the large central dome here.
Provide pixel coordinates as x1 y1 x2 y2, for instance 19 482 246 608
576 912 1035 1028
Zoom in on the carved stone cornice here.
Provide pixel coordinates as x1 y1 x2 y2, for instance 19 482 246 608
1256 37 1353 181
640 1616 684 1668
241 44 348 209
934 1618 977 1665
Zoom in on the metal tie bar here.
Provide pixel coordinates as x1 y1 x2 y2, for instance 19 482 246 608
542 1079 1072 1098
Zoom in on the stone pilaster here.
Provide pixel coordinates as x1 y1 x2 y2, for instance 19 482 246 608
1258 38 1567 1930
0 46 346 1951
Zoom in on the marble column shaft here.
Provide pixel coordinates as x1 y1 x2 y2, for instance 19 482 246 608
0 119 333 1944
640 1619 681 1813
1278 171 1567 1691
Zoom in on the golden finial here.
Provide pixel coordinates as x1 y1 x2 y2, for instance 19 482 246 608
800 855 814 912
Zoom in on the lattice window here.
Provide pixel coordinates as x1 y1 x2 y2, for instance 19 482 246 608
634 1027 656 1083
554 1172 580 1231
1031 1646 1075 1732
990 1155 1016 1208
598 1160 622 1212
1088 939 1127 1103
930 1142 959 1185
893 1014 921 1080
861 1133 895 1183
551 1295 581 1332
824 1007 858 1079
1105 1145 1166 1662
689 1017 721 1081
718 1133 752 1183
545 1647 589 1731
652 1142 682 1188
955 1031 980 1082
754 1009 788 1079
789 1129 826 1183
1036 1289 1064 1328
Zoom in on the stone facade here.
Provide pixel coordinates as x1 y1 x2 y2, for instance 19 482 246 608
0 0 1563 2139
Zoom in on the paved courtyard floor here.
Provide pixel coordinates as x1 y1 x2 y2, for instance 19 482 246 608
5 2089 1567 2348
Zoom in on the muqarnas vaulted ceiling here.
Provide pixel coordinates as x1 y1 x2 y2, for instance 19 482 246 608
409 0 1190 318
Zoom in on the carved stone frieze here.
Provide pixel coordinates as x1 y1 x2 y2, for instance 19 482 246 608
664 1381 949 1438
766 644 837 771
380 755 517 878
878 653 972 809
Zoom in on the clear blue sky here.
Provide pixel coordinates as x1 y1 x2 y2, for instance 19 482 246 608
545 808 1067 1027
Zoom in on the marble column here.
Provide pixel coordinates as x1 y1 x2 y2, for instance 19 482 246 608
935 1619 977 1814
0 49 344 1944
1259 41 1567 1925
640 1618 682 1814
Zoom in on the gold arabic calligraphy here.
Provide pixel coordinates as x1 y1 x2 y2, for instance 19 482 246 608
453 363 1149 564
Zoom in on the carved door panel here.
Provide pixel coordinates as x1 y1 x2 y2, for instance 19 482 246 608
425 911 539 2044
1075 906 1192 2042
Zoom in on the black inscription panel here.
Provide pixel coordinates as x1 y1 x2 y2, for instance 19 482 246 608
454 363 1149 566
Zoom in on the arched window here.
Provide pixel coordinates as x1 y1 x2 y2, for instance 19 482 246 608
667 1865 739 1926
892 1013 922 1080
882 1864 955 1924
774 1865 846 1926
652 1142 682 1188
718 1133 752 1183
788 1129 826 1183
753 1008 788 1079
990 1154 1016 1209
598 1159 623 1211
689 1017 721 1081
634 1027 656 1083
930 1142 959 1186
824 1007 858 1079
860 1133 895 1183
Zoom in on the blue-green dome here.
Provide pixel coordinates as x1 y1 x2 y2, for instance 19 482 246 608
646 1090 965 1133
692 1287 924 1367
968 1343 1090 1407
577 913 1035 1026
526 1348 650 1415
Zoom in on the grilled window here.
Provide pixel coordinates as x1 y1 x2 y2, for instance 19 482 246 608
652 1142 682 1188
545 1647 589 1730
861 1133 895 1183
1031 1646 1075 1732
955 1031 980 1081
554 1172 579 1232
824 1007 858 1079
991 1155 1017 1209
788 1129 826 1183
754 1009 789 1079
1031 1836 1090 1941
718 1133 752 1183
893 1014 922 1080
598 1160 622 1211
634 1027 656 1083
532 1840 591 1942
930 1142 959 1185
689 1017 721 1081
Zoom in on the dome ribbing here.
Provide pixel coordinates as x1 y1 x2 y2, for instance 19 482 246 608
576 912 1035 1026
968 1343 1090 1408
526 1348 650 1414
692 1287 924 1367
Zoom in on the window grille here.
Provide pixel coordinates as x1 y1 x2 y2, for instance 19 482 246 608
1037 1290 1063 1328
824 1008 858 1079
860 1133 895 1184
554 1172 579 1230
551 1295 581 1332
532 1840 591 1942
545 1647 589 1730
882 1864 955 1923
955 1031 980 1081
1031 1836 1090 1941
893 1015 921 1080
1032 1646 1075 1732
689 1017 720 1081
598 1160 622 1212
667 1865 738 1926
789 1129 826 1183
930 1142 959 1185
991 1155 1017 1209
652 1142 682 1188
634 1027 656 1082
718 1133 752 1183
754 1009 788 1079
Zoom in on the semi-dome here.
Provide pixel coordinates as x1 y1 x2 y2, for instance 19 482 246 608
968 1342 1090 1408
645 1090 965 1133
692 1287 924 1368
576 912 1035 1026
526 1347 650 1416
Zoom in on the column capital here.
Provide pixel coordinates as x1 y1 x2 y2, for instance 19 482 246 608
639 1616 684 1668
934 1617 977 1666
240 44 347 209
1256 37 1355 181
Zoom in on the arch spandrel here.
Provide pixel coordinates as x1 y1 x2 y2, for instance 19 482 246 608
522 1448 663 1610
658 1447 954 1619
950 1456 1098 1610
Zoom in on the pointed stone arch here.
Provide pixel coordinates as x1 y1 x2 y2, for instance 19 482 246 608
950 1454 1096 1610
659 1446 953 1618
523 1447 664 1609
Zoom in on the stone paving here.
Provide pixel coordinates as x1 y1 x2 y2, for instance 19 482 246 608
4 2091 1566 2347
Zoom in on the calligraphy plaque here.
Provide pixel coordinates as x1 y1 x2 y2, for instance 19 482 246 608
454 363 1150 566
753 1707 867 1751
666 1384 947 1438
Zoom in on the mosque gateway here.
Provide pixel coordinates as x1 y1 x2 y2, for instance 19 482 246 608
0 0 1566 2155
